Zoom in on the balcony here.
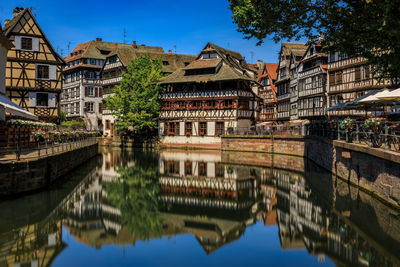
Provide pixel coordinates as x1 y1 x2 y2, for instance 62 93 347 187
160 90 239 99
103 62 123 70
102 76 122 86
277 93 290 101
82 79 102 85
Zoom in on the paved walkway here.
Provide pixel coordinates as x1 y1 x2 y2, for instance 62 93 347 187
0 139 97 162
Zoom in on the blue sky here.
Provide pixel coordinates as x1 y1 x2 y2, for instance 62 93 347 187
1 0 284 63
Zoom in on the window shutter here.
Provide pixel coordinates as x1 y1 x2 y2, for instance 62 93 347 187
14 36 21 50
29 92 36 107
49 65 57 80
84 102 88 111
32 38 40 51
95 87 98 97
85 87 88 97
48 93 56 107
99 103 103 114
99 88 103 97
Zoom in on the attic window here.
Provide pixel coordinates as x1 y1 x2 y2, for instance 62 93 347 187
202 53 218 59
162 61 170 66
109 55 117 64
184 62 190 66
21 37 32 50
100 50 109 55
185 68 215 76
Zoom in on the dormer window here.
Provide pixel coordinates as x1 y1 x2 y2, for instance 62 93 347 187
202 53 218 59
21 37 32 50
162 61 170 66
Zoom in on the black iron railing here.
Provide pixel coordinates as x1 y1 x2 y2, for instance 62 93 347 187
306 122 400 152
0 137 98 162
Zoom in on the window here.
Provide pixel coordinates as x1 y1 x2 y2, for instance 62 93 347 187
105 120 110 130
87 87 94 96
185 122 192 135
36 93 48 107
216 122 224 136
90 59 96 65
86 102 94 112
76 103 80 113
162 61 169 66
355 66 361 82
198 162 207 176
364 66 371 80
185 161 192 175
109 56 117 64
199 122 207 136
215 163 224 177
37 65 49 79
21 37 32 50
184 62 190 66
71 103 74 114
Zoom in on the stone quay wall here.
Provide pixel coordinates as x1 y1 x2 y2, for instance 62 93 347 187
221 135 400 207
0 143 98 198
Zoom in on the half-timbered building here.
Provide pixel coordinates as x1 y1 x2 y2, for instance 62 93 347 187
327 54 392 118
258 63 278 124
62 39 134 130
0 23 13 122
3 7 65 123
101 43 196 136
297 44 328 120
276 43 307 123
159 42 258 147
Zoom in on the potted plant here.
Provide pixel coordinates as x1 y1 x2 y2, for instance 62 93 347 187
31 128 46 142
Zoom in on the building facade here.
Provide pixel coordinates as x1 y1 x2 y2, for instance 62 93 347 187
159 42 258 147
62 39 134 130
297 44 328 120
276 43 307 123
101 43 196 136
3 7 65 123
327 54 391 118
257 63 278 124
0 24 13 122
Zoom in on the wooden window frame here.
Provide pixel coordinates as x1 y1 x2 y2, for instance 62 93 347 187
36 93 49 107
185 122 192 136
199 122 207 136
21 37 32 50
37 65 49 80
216 121 224 136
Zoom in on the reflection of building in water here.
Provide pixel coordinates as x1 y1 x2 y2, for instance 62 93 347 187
0 220 64 267
275 169 400 266
159 150 261 254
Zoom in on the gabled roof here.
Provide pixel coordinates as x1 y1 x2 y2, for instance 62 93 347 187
161 42 254 84
184 58 222 70
104 45 196 74
279 42 308 68
264 63 278 81
3 7 65 64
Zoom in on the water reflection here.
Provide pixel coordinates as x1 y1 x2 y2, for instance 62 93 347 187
0 148 400 266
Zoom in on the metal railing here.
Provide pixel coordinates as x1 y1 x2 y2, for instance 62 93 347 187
223 125 306 137
0 137 98 162
307 121 400 152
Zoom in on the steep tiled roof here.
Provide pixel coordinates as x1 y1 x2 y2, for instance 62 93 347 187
265 63 278 81
280 42 308 67
161 43 254 84
105 45 196 74
184 58 222 70
3 8 27 35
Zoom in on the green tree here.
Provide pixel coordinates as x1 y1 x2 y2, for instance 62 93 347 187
229 0 400 79
104 152 164 240
105 55 165 135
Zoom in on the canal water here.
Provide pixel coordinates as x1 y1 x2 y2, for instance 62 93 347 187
1 148 400 267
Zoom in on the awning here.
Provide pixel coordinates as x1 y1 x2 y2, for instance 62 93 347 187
0 94 38 121
377 88 400 101
358 88 391 104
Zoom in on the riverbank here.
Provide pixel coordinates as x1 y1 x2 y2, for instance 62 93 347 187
0 139 98 198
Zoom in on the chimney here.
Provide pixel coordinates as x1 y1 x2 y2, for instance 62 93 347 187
133 41 137 48
257 59 263 70
168 50 172 54
13 7 23 17
96 38 102 42
4 19 10 25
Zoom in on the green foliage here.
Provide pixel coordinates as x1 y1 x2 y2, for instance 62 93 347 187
105 55 165 135
60 119 85 128
229 0 400 79
60 111 67 122
104 153 164 240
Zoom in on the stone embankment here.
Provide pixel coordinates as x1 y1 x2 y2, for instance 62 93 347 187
221 135 400 208
0 142 98 198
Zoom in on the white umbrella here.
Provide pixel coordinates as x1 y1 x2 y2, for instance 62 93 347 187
377 88 400 101
358 88 391 103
